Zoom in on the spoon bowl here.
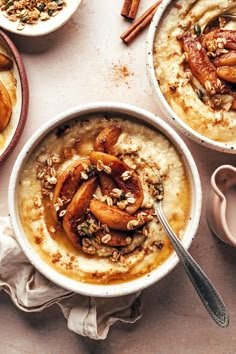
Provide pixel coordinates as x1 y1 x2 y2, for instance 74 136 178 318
203 13 236 33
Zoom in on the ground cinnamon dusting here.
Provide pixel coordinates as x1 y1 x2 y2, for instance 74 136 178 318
109 63 134 87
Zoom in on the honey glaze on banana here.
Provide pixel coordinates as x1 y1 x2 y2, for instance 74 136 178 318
18 116 191 284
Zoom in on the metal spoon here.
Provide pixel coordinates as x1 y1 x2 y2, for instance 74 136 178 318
203 14 236 33
153 177 229 328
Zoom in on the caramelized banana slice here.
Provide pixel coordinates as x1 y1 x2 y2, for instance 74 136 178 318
231 98 236 110
98 171 117 196
216 66 236 84
182 34 224 94
0 80 12 133
52 158 92 219
62 177 98 249
213 51 236 67
94 126 121 195
201 29 236 51
0 53 13 70
90 199 153 231
94 126 121 153
90 151 144 214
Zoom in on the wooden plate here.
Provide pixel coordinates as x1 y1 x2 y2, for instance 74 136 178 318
0 30 29 164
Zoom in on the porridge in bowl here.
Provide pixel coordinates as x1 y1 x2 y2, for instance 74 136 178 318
152 0 236 150
17 113 192 285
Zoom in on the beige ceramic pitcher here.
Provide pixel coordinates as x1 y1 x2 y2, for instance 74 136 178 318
207 165 236 247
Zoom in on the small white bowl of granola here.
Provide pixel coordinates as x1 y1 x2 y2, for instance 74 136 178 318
8 102 202 297
0 0 82 36
146 0 236 153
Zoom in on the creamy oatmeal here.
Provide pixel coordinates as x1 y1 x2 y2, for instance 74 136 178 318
18 115 191 284
153 0 236 145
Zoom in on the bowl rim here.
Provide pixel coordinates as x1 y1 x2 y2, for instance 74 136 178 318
8 102 202 297
0 29 29 164
0 0 82 37
146 0 236 154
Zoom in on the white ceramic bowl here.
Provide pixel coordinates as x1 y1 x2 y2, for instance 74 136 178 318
8 102 202 297
146 0 236 154
0 0 82 36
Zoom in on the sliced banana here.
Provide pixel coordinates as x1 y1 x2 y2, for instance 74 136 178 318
90 151 144 214
62 177 98 249
89 199 153 231
52 158 91 220
94 126 121 195
94 125 121 153
0 80 12 133
0 53 13 70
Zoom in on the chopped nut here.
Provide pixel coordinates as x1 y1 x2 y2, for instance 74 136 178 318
82 238 91 247
102 224 110 233
96 160 111 174
59 209 66 217
110 188 123 198
196 42 202 50
127 219 140 230
127 197 136 204
103 164 112 174
46 157 52 167
110 250 120 262
81 171 89 180
125 236 132 245
121 170 132 180
204 80 216 94
46 176 57 184
180 52 188 63
125 192 133 198
117 199 128 210
137 212 147 223
37 170 45 180
49 226 56 233
106 197 113 207
101 234 112 244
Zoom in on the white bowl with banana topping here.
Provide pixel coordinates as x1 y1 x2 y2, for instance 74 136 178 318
8 102 202 297
146 0 236 153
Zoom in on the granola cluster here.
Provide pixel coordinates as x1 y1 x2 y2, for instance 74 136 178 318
0 0 65 30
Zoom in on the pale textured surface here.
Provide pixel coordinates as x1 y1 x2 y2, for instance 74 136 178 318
0 0 236 352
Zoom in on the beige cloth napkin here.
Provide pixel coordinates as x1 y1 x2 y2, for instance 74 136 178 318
0 216 142 340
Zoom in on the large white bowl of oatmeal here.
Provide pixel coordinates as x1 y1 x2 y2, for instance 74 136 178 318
0 0 82 36
8 102 202 297
147 0 236 153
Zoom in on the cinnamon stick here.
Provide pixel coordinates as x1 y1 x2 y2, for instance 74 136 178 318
121 0 141 20
120 0 162 44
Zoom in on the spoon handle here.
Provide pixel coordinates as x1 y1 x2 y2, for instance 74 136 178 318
155 202 229 328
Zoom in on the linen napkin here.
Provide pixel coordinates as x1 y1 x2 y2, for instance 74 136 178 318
0 216 142 340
